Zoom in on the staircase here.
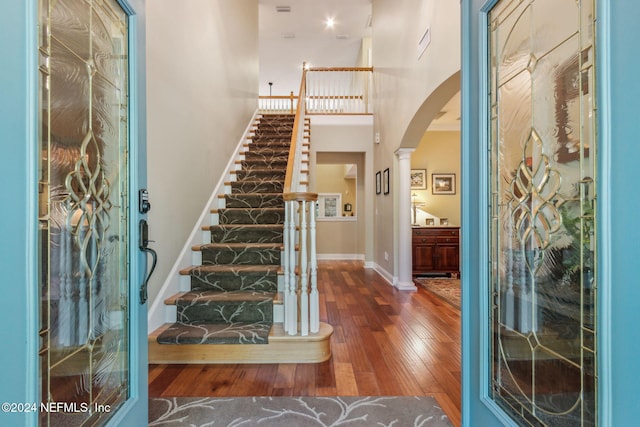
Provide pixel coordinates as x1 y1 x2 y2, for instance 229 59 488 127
149 114 332 363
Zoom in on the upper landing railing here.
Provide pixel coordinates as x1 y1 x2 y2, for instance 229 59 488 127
259 66 374 115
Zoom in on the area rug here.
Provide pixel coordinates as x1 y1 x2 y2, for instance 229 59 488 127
148 396 452 426
414 278 461 309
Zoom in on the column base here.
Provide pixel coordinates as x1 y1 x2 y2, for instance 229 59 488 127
395 281 417 291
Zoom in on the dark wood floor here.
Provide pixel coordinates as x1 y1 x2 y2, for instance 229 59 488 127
149 260 462 426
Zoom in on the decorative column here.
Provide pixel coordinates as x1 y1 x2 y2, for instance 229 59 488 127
395 148 417 291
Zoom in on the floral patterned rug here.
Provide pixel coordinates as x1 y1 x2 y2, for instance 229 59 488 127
148 396 452 427
413 278 461 309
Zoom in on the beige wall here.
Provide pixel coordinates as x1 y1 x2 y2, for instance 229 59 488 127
411 131 461 226
146 0 258 306
309 117 374 262
371 0 460 279
316 164 357 214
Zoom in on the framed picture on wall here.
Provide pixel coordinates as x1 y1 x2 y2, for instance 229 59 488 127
317 193 342 218
432 173 456 195
383 168 390 195
376 171 382 195
410 169 427 189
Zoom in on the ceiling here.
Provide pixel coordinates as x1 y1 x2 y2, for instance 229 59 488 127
259 0 372 96
258 0 459 130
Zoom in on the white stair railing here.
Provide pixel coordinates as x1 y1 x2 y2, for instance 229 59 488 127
283 65 319 336
304 67 373 114
259 92 298 114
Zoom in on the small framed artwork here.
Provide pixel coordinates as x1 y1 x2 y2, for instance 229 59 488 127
432 173 456 195
440 218 449 226
376 171 382 195
425 218 435 226
410 169 427 189
383 168 390 195
317 193 342 218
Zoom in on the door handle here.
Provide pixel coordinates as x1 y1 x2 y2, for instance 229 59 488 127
139 219 157 304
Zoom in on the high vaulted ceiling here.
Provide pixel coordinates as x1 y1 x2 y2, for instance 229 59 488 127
259 0 372 96
258 0 459 130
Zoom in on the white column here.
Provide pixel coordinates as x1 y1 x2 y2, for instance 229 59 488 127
395 148 417 291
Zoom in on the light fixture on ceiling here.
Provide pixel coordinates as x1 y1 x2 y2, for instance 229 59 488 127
326 17 335 29
275 5 291 13
336 34 349 40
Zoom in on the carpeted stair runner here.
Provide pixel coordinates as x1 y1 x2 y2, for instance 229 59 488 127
157 114 295 345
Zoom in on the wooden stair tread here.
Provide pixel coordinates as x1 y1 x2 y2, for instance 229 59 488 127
202 223 284 231
170 290 276 304
193 242 282 251
180 264 282 275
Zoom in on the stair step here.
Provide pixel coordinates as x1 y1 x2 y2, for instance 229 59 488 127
230 180 284 194
218 207 285 225
223 193 284 209
174 290 274 324
156 321 273 345
207 223 284 243
244 148 291 159
179 264 280 292
239 159 289 169
196 242 282 265
247 138 291 146
233 169 285 180
242 151 289 160
150 322 333 363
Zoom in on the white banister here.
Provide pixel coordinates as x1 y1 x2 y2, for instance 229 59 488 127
281 65 373 336
282 63 321 336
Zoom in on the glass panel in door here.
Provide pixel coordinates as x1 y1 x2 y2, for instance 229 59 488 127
488 0 597 425
38 0 130 424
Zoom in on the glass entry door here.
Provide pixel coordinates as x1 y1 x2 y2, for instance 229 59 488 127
488 0 597 425
38 0 131 424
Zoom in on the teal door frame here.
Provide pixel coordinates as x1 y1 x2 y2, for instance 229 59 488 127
0 1 148 425
461 0 640 425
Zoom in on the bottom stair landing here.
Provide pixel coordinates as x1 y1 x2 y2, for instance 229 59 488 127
149 322 333 364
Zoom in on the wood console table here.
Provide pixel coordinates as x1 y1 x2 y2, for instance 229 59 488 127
412 226 460 277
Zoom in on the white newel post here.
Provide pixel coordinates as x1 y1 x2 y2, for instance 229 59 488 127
395 148 417 291
309 199 319 333
299 200 309 336
285 200 298 335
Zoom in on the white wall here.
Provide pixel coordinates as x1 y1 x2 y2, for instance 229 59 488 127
371 0 461 280
146 0 259 308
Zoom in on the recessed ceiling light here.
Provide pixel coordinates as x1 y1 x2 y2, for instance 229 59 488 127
326 17 335 29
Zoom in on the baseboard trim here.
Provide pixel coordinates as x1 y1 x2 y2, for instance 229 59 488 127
372 263 395 287
317 253 365 261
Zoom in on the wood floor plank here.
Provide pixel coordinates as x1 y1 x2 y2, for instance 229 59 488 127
334 362 358 396
149 260 461 423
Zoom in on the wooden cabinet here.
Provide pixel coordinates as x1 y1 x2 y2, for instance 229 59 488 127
412 227 460 276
